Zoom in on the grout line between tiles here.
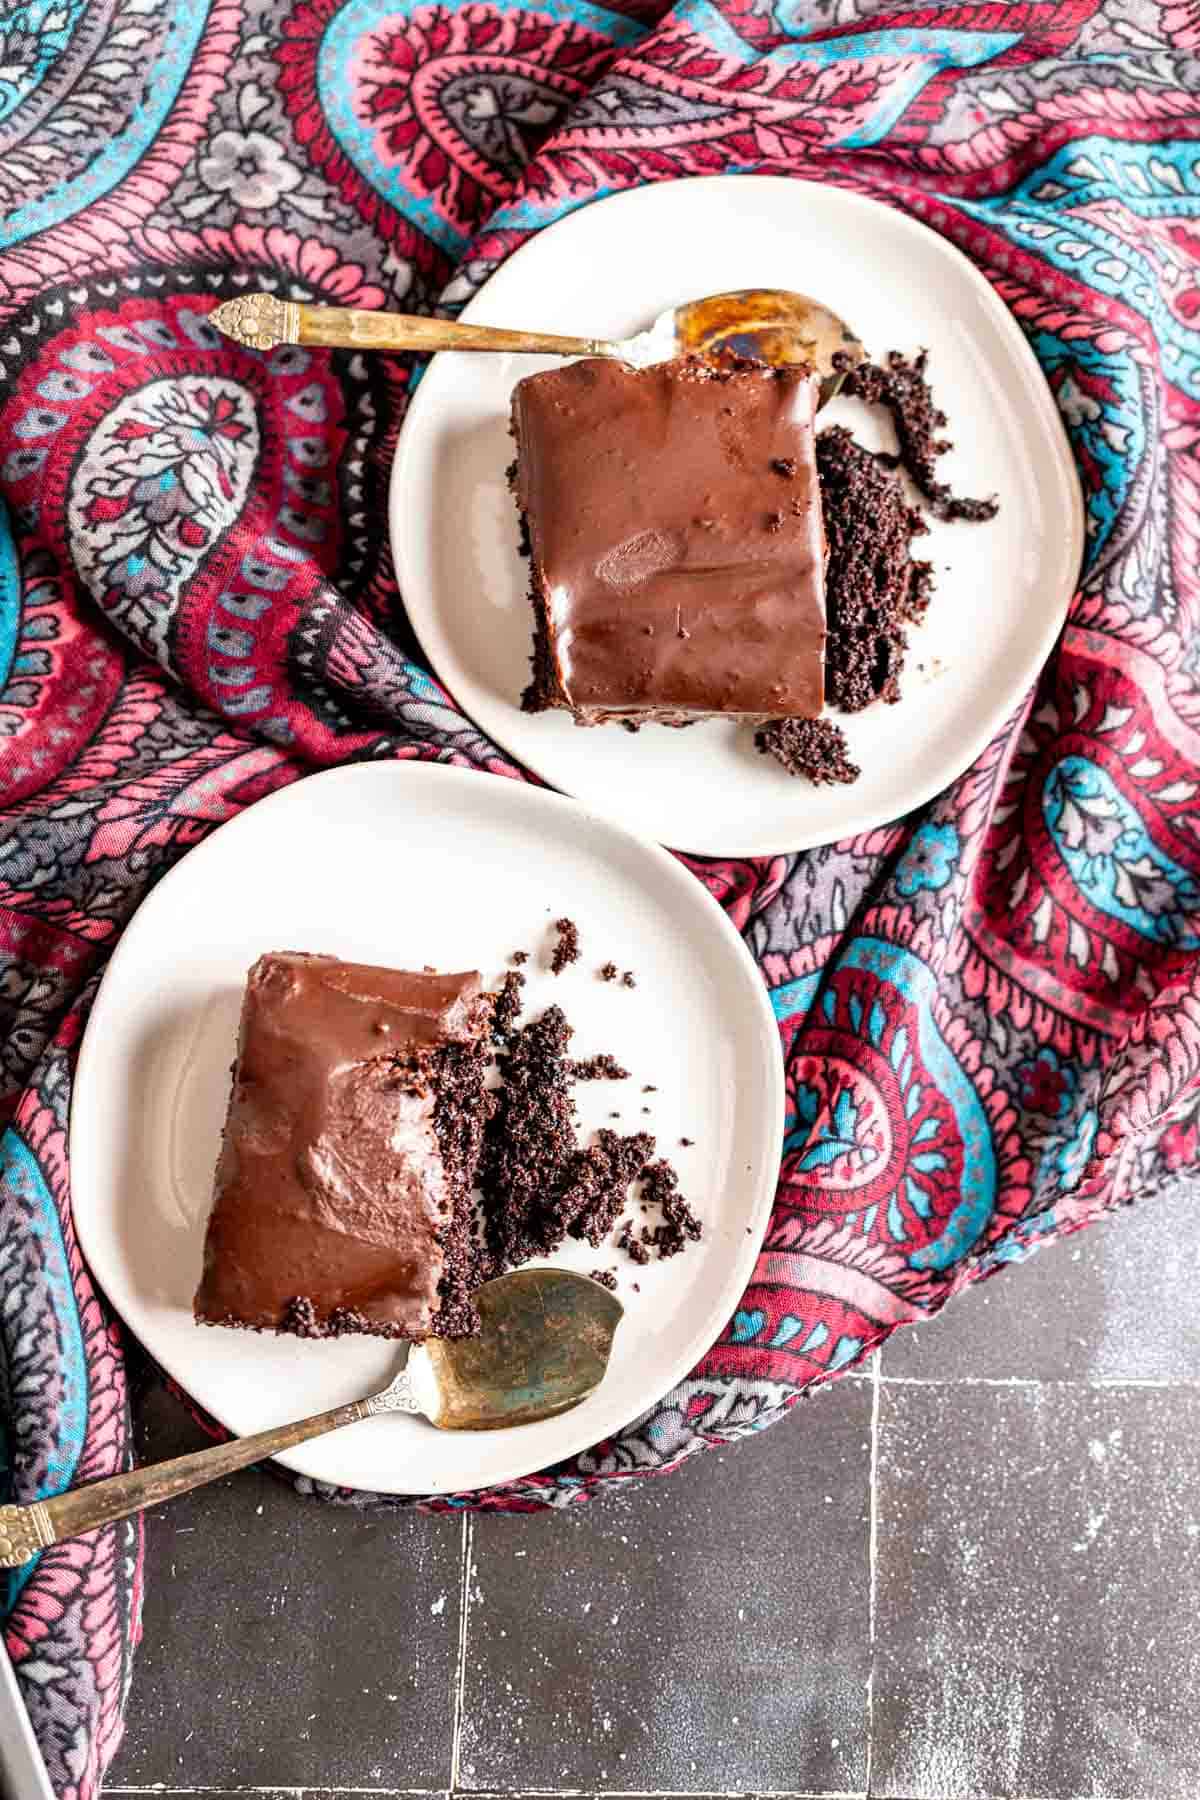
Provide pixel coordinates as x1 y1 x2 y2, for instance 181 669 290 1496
100 1790 1130 1799
864 1351 880 1800
449 1514 474 1791
877 1373 1200 1389
101 1790 870 1798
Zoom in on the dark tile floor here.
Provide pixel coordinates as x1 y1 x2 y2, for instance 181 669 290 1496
107 1183 1200 1800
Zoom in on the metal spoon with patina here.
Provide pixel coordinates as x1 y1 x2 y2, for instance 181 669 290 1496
0 1269 622 1571
211 287 864 402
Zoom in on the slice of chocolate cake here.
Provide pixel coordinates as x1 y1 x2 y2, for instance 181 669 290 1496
194 953 492 1341
510 356 827 726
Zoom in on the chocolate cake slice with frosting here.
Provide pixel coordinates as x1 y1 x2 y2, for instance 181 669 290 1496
194 952 492 1341
510 356 827 726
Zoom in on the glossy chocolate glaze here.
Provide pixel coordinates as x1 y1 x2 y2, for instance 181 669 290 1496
512 357 826 723
194 953 488 1339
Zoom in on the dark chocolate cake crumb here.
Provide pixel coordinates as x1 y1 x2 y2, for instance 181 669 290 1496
475 1007 658 1268
621 970 637 989
756 716 861 787
639 1158 703 1259
599 962 619 982
563 1129 655 1246
840 351 1000 523
283 1295 321 1339
277 1296 410 1341
771 456 797 478
617 1221 651 1265
571 1053 630 1081
590 1269 618 1292
551 916 580 974
431 1033 495 1337
506 466 533 557
641 1106 651 1114
511 949 529 966
680 1136 694 1147
816 424 932 713
520 552 558 713
477 1005 579 1269
326 1304 377 1337
643 1084 657 1093
493 969 526 1040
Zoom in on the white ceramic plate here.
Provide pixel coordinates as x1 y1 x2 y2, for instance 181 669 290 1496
393 174 1083 856
70 762 782 1495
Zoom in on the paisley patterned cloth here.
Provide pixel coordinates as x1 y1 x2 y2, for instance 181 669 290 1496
2 0 1199 1790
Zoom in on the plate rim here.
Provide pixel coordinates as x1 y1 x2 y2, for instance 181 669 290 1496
391 171 1085 857
69 758 785 1494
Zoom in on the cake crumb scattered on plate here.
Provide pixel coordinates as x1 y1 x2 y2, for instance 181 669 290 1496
571 1053 630 1081
551 917 580 974
816 425 932 715
841 350 1000 523
590 1269 618 1292
599 961 618 982
617 1221 651 1266
493 968 526 1039
756 717 861 787
621 970 637 989
638 1159 703 1259
562 1128 656 1247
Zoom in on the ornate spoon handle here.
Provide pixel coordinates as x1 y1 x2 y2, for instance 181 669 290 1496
211 293 615 358
0 1386 409 1568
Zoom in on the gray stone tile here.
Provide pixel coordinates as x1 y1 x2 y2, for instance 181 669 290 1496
106 1380 464 1790
458 1379 872 1795
872 1381 1200 1799
880 1182 1200 1384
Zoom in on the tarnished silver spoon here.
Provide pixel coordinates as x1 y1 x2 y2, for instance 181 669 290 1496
0 1270 622 1569
212 286 863 399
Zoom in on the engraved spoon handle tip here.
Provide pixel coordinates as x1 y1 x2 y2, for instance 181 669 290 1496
0 1395 372 1568
211 292 611 359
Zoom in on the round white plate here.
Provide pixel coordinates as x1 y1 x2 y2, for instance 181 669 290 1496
392 174 1083 856
70 762 783 1495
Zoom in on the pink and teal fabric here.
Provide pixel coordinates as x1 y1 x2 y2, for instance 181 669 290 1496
3 1 1199 1790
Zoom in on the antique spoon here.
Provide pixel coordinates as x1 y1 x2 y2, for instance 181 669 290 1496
0 1269 622 1570
211 287 863 399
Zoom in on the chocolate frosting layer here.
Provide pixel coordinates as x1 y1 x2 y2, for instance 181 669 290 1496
194 953 487 1339
512 357 827 721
